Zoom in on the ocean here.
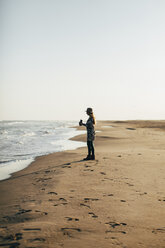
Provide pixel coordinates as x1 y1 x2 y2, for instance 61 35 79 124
0 120 86 181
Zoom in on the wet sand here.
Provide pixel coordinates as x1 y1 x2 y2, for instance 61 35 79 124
0 120 165 248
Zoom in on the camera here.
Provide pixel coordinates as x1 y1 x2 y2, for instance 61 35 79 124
79 119 83 126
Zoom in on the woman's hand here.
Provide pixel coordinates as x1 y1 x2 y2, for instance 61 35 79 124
79 119 83 126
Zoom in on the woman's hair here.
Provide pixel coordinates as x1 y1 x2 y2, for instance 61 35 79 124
87 107 96 124
91 112 96 125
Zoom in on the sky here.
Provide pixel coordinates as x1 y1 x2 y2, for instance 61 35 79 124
1 0 165 121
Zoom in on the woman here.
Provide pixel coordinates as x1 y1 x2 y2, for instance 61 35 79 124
79 107 95 160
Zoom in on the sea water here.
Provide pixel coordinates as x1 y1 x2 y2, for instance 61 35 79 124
0 120 86 181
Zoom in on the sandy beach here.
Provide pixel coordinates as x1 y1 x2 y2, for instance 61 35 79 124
0 120 165 248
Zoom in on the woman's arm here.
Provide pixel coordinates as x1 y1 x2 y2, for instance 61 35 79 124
79 120 86 127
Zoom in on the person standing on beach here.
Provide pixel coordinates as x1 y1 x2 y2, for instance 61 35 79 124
79 107 96 160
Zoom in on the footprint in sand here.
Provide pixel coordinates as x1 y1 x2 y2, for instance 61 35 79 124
58 198 68 205
28 237 46 242
36 177 52 183
88 212 98 218
158 198 165 202
23 228 41 231
105 221 127 228
103 194 114 197
44 170 51 174
83 169 93 172
62 163 71 168
152 227 165 234
0 241 20 247
0 233 23 242
80 203 91 209
84 198 99 203
35 210 48 215
61 228 81 237
48 191 58 195
105 221 127 235
2 209 49 225
65 217 79 222
126 128 136 130
106 230 127 234
16 209 32 215
126 183 134 187
100 172 106 175
59 197 67 201
2 209 32 220
139 192 147 196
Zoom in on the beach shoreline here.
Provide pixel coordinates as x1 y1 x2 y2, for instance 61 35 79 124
0 120 165 248
0 121 86 182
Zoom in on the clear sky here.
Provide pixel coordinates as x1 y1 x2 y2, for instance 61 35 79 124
1 0 165 121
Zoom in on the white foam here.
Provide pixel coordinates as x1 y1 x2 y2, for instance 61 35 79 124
22 132 36 136
50 139 86 151
0 130 8 135
0 158 34 181
7 121 25 125
102 126 113 128
18 141 24 144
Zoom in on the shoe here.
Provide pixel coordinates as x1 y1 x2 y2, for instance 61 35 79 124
83 155 91 160
91 155 95 160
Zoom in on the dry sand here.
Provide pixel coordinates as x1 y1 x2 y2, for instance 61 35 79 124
0 120 165 248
